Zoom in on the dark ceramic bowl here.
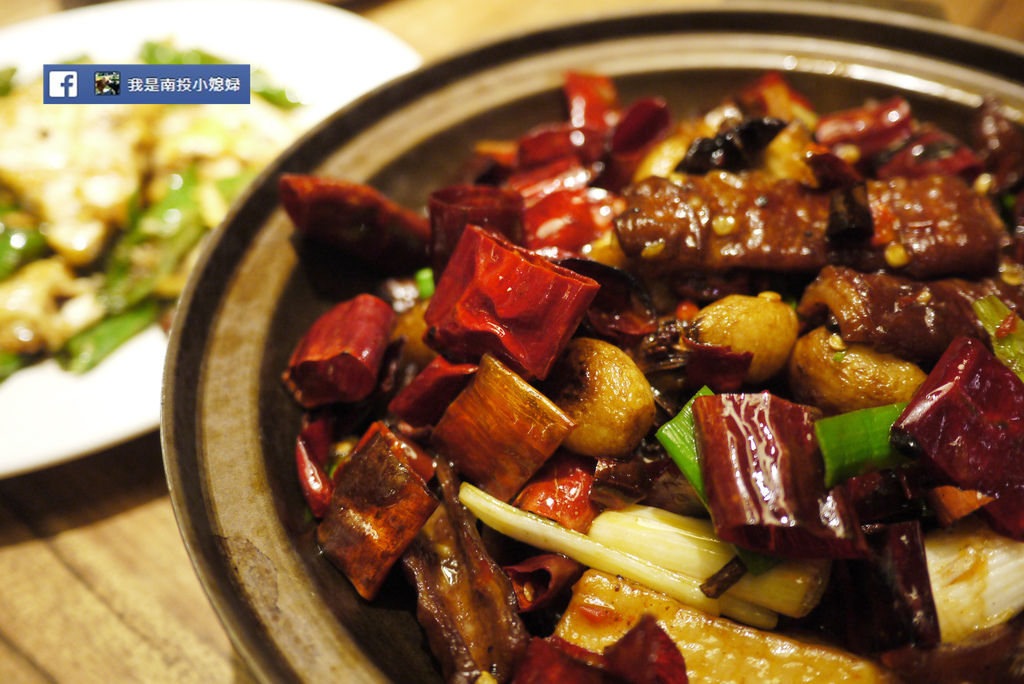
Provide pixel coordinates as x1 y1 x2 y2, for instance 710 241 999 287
162 4 1024 682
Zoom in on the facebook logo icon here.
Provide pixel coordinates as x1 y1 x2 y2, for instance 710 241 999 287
48 70 78 98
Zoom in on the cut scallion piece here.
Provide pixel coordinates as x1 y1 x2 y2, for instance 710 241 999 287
588 505 830 618
972 295 1024 381
414 267 434 300
926 518 1024 642
458 482 778 629
814 402 909 488
140 39 300 109
215 169 259 203
656 385 713 502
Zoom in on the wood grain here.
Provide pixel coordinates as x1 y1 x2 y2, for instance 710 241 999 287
0 435 253 683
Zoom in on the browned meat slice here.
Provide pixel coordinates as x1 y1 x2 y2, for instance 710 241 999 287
844 175 1008 278
798 265 1024 365
614 173 829 272
402 459 529 684
316 432 438 600
614 174 1007 279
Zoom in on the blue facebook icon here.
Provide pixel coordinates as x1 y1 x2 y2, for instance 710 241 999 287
48 71 78 98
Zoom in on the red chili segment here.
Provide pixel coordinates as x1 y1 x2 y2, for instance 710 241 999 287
428 184 524 271
503 554 584 613
564 70 620 132
282 293 395 408
278 174 429 271
387 355 478 428
893 337 1024 538
295 413 335 518
514 452 601 533
815 96 914 159
424 224 599 380
694 392 868 558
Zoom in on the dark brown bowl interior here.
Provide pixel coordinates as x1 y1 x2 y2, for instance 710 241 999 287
162 5 1024 682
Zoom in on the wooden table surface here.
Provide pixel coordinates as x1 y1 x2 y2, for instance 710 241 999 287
0 0 1021 682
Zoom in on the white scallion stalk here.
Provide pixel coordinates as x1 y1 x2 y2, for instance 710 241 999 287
588 506 831 618
458 483 778 629
926 518 1024 643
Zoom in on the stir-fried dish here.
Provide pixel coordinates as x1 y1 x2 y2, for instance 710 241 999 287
0 42 299 380
279 71 1024 683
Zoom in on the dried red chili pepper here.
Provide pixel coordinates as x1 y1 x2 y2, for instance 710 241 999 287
558 257 658 346
603 613 690 684
600 97 672 192
516 122 607 169
354 420 435 483
892 337 1024 538
522 187 621 253
505 156 595 202
875 125 982 180
681 340 751 393
836 467 924 525
282 294 396 408
738 71 818 128
278 174 429 271
694 392 868 558
387 356 477 428
424 224 599 380
805 142 864 189
295 412 335 518
871 520 941 649
815 96 914 160
514 452 601 532
428 184 524 271
838 520 940 653
512 638 609 684
503 554 584 613
564 70 620 132
512 619 688 684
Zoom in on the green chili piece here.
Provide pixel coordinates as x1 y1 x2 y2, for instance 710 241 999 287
215 169 259 203
0 66 16 97
58 299 161 374
102 165 204 313
140 40 299 109
0 226 48 281
815 402 909 488
140 40 223 66
0 349 28 382
249 68 301 109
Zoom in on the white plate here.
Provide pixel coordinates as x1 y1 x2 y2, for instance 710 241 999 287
0 0 421 478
